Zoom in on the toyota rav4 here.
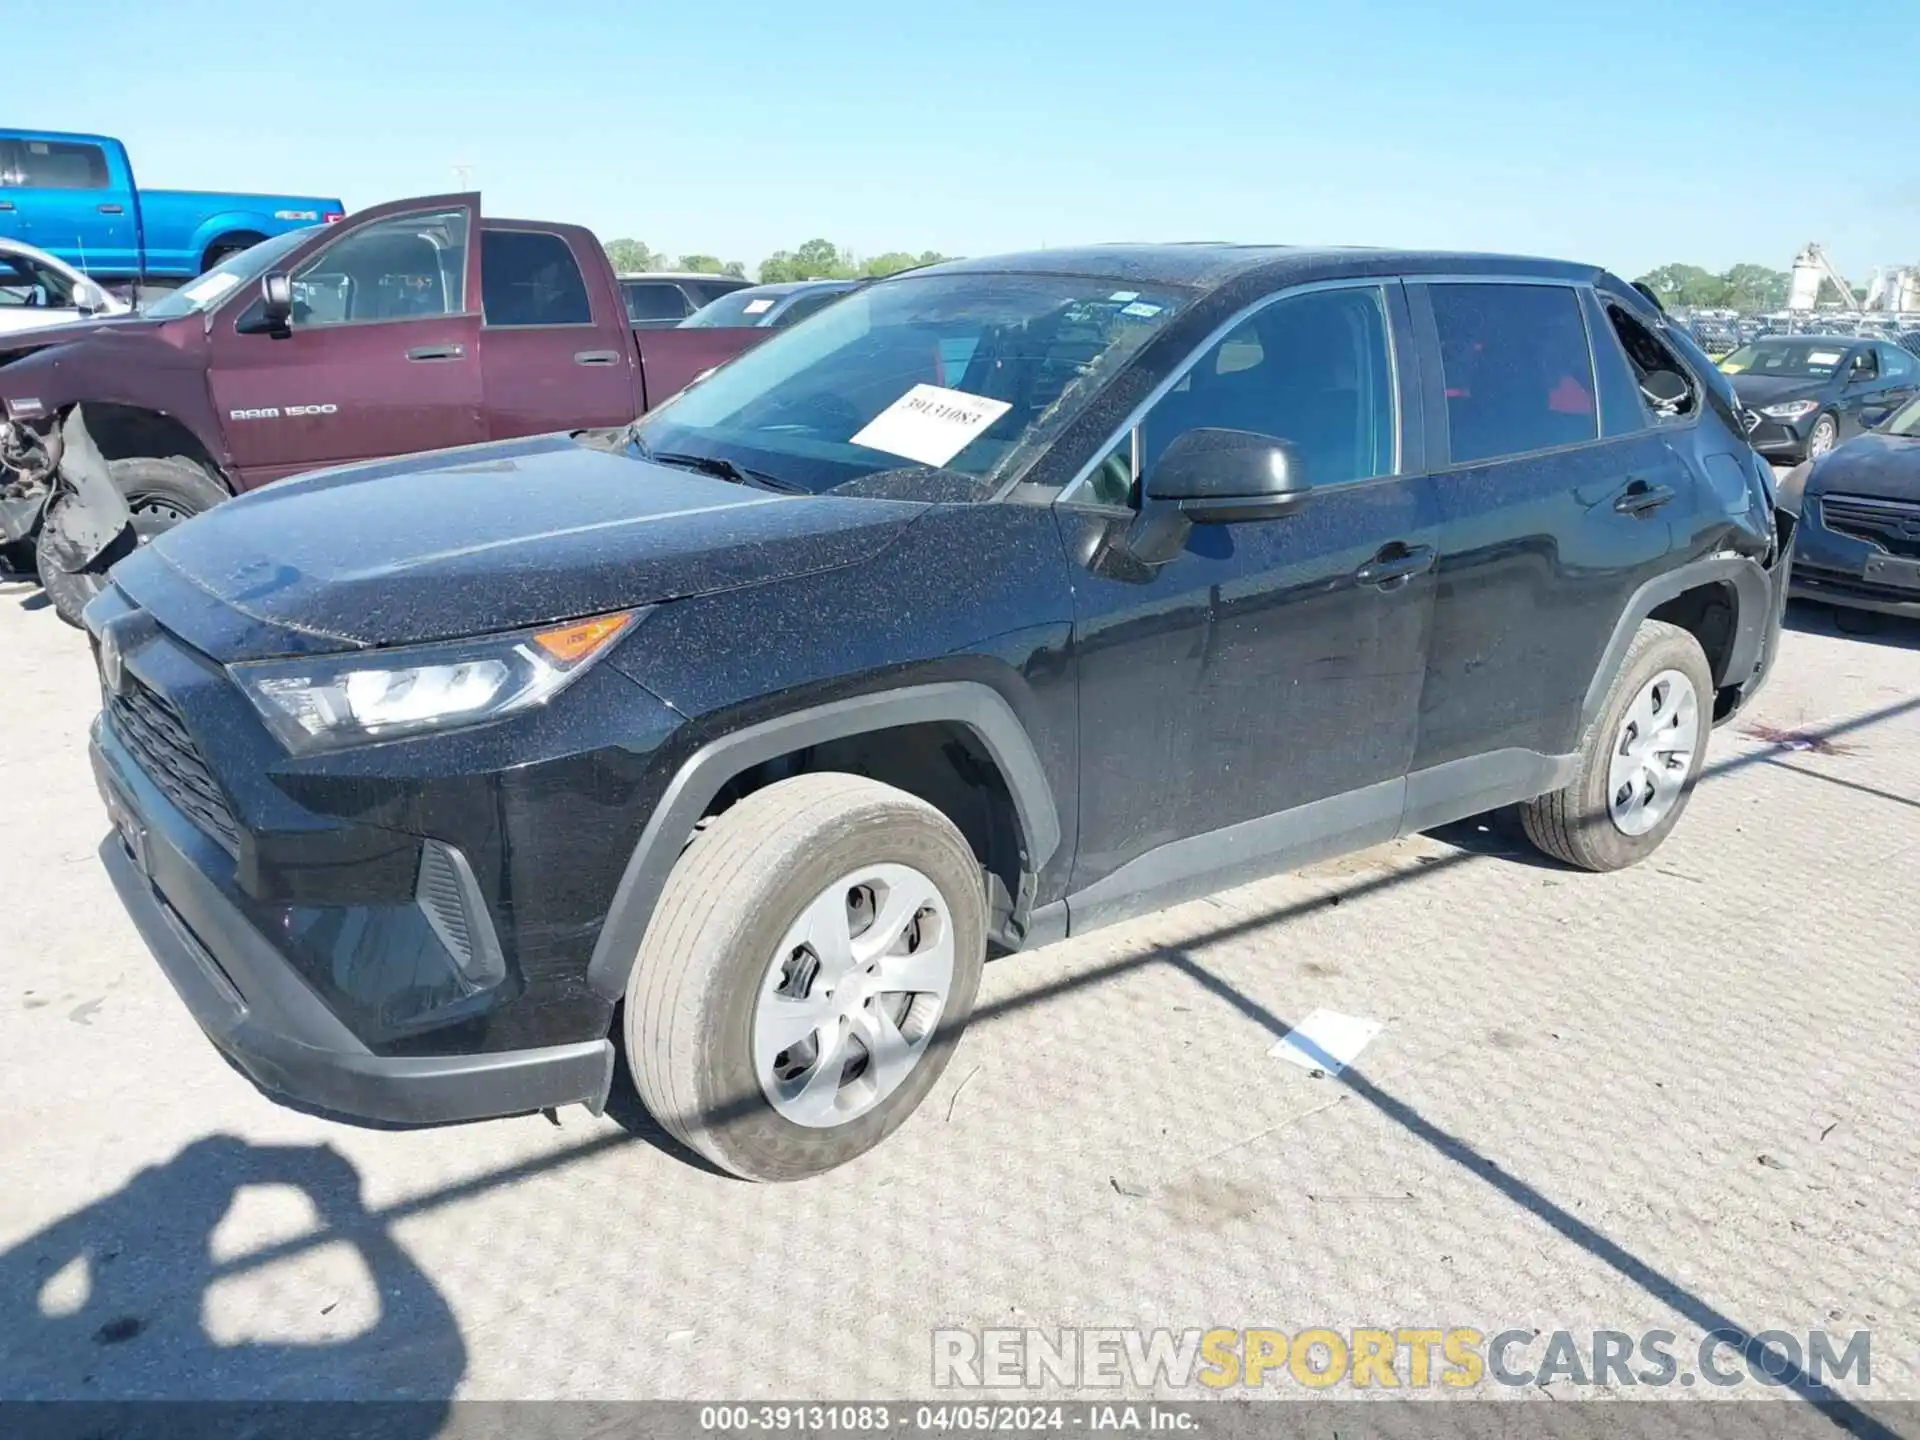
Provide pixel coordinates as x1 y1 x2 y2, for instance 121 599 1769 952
86 246 1793 1180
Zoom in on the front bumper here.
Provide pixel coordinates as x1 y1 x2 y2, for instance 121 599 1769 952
1789 496 1920 619
1746 414 1816 460
91 716 616 1128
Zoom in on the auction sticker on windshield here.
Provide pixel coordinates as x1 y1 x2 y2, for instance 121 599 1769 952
851 384 1013 468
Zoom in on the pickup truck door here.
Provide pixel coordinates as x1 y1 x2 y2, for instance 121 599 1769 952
0 136 138 275
206 195 485 485
478 224 639 438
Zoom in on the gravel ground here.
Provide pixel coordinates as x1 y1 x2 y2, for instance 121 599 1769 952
0 576 1915 1424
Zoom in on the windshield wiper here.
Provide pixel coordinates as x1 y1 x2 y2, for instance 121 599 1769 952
645 450 806 494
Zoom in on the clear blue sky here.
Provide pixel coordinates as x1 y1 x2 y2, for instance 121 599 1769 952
15 0 1916 280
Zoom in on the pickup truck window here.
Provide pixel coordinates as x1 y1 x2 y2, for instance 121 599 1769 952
482 230 591 326
623 281 693 325
291 210 469 325
634 273 1189 496
7 138 108 190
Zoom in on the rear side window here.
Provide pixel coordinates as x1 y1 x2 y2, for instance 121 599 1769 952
8 139 109 190
482 230 591 326
1882 344 1917 380
1428 283 1597 464
1600 300 1700 429
623 281 692 324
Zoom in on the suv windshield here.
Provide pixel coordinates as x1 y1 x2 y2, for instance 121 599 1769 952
1719 340 1851 379
634 272 1189 495
144 228 316 319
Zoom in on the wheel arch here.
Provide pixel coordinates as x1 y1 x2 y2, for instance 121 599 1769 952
83 402 230 487
1581 556 1773 731
585 681 1062 1003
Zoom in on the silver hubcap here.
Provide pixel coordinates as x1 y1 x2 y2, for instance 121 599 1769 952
753 863 954 1129
1809 418 1836 456
1608 669 1700 836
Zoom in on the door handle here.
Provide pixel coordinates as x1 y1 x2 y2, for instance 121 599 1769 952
97 203 124 215
406 344 466 361
1613 480 1675 516
1354 543 1435 588
573 349 620 366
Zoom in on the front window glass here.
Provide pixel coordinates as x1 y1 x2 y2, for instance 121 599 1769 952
1719 340 1850 379
289 210 468 325
0 254 76 308
1139 286 1395 485
143 228 313 318
634 273 1190 496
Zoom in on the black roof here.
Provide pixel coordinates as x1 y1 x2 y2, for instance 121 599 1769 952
918 243 1605 292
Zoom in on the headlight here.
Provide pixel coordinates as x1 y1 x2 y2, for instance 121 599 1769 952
231 609 645 754
1760 399 1820 421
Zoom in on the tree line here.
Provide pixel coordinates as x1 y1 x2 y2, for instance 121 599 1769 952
1635 262 1864 313
603 237 952 284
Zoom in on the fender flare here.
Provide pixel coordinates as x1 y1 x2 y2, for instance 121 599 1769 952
584 681 1061 1002
1579 554 1773 730
188 212 276 267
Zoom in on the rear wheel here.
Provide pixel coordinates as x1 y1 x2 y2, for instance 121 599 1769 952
201 233 266 271
38 456 227 626
1519 620 1712 872
625 773 987 1181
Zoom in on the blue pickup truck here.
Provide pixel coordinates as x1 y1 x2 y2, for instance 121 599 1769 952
0 129 343 285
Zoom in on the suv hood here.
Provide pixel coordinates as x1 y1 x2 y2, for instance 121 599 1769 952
116 434 926 658
1806 431 1920 503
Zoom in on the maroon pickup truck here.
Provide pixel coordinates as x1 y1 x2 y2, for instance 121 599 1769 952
0 192 776 623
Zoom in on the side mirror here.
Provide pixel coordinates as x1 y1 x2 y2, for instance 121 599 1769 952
1640 369 1690 410
1144 427 1309 523
259 272 294 336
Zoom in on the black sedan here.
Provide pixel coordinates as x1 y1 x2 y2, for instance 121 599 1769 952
1783 394 1920 617
1721 335 1920 463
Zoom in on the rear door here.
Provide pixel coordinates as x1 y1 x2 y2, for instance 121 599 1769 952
478 225 638 439
207 195 484 485
1409 278 1686 775
1 136 136 274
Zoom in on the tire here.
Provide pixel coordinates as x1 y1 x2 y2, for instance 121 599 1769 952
1519 620 1713 872
626 772 987 1181
1806 412 1838 459
36 456 227 627
202 233 265 271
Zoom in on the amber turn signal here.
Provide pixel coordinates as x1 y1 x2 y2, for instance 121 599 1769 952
532 611 635 664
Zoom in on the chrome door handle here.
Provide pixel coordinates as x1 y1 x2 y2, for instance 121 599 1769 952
406 344 466 361
573 349 620 366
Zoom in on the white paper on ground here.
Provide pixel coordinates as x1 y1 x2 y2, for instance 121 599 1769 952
850 383 1012 468
1269 1008 1382 1077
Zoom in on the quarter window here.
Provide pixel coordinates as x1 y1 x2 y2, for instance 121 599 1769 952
1139 286 1395 489
623 282 693 324
482 230 591 326
1603 300 1699 426
289 210 468 326
1429 283 1597 464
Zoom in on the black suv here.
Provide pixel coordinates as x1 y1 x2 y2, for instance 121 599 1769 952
87 247 1793 1180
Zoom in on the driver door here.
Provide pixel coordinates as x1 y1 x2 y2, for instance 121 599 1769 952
207 195 484 487
1058 282 1440 928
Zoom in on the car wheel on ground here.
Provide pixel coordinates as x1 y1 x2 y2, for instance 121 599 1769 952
39 455 226 626
624 772 987 1181
1806 412 1839 459
1519 620 1713 872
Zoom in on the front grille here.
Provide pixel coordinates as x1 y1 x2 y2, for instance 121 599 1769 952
1819 494 1920 559
107 675 241 855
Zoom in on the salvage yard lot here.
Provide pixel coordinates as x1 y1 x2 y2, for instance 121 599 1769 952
1 583 1915 1409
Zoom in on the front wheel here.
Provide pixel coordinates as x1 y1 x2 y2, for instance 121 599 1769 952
37 456 228 626
1806 412 1839 459
625 773 987 1181
1519 620 1713 872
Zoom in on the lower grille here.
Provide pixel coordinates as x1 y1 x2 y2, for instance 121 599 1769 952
1820 494 1920 559
107 676 241 855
